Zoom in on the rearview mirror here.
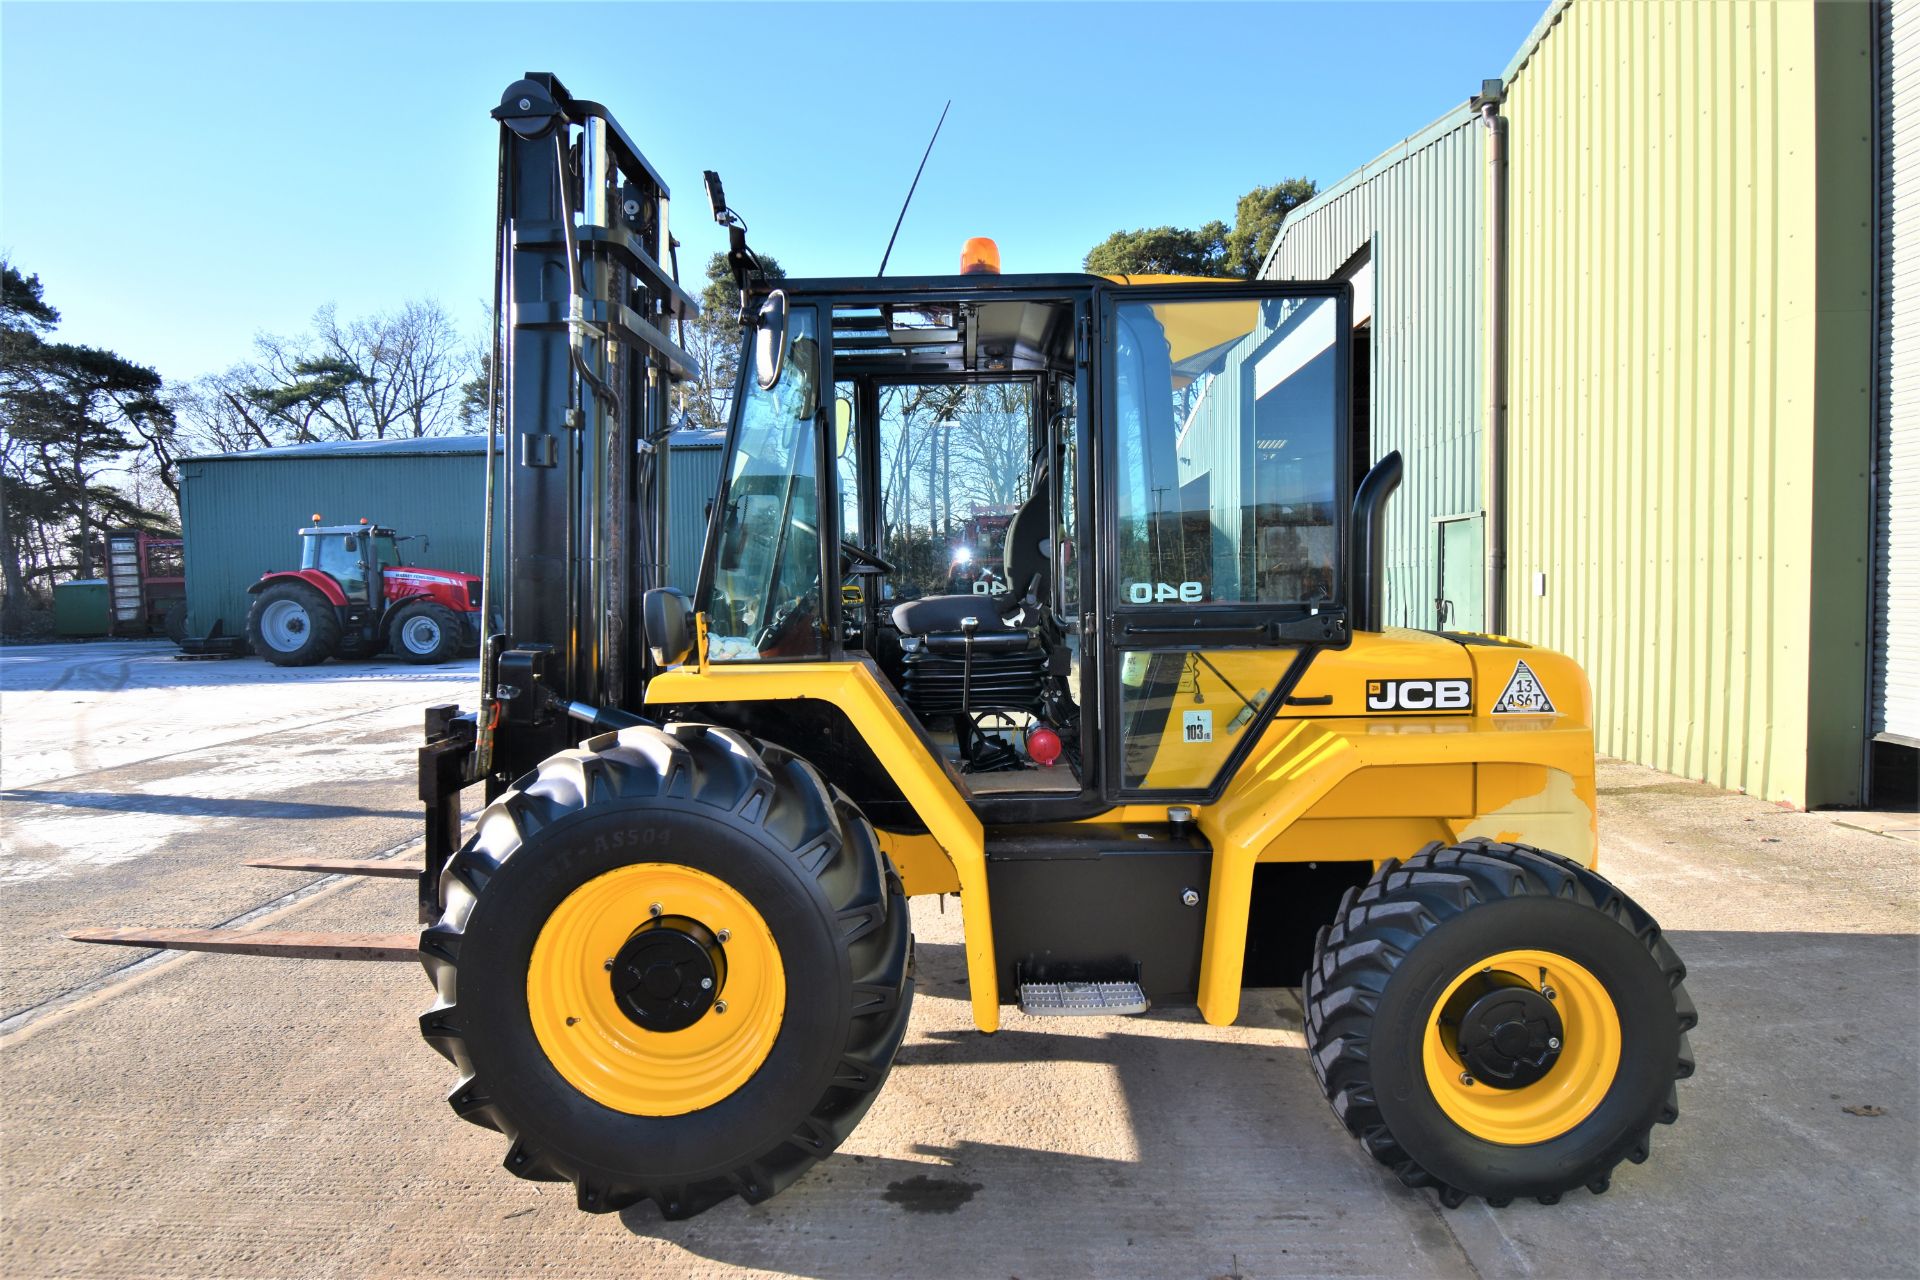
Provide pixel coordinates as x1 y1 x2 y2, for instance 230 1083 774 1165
835 396 853 459
643 587 694 666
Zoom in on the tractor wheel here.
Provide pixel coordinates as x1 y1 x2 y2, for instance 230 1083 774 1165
244 581 340 666
391 601 462 664
1303 839 1695 1208
419 723 915 1218
162 600 188 645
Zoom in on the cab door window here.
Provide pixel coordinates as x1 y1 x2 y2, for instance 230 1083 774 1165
1105 289 1346 795
318 535 369 600
1112 294 1340 607
876 381 1034 603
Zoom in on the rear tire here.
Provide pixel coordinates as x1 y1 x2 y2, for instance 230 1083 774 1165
419 723 914 1218
244 582 339 666
1303 839 1695 1207
391 601 461 664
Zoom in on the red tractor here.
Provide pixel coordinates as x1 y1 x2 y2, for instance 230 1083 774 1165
243 518 483 667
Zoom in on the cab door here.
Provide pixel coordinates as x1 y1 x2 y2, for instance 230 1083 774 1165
1097 283 1352 800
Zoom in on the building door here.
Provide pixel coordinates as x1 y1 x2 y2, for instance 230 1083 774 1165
1435 514 1483 632
1874 0 1919 750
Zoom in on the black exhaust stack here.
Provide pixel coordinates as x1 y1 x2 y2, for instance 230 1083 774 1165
1349 451 1403 633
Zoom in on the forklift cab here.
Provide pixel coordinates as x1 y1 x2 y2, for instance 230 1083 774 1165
696 268 1353 813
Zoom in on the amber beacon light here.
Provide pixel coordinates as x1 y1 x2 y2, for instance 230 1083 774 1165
959 237 1001 275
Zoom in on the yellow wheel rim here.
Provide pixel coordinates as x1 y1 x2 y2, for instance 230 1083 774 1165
1421 948 1621 1145
528 862 785 1117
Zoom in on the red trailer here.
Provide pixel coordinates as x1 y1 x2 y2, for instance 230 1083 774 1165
105 529 187 641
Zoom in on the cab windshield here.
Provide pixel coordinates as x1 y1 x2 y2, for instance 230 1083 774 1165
706 307 823 660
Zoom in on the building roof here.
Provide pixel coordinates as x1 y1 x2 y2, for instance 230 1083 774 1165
188 429 724 464
1501 0 1574 87
187 434 488 464
1261 101 1482 279
670 426 727 449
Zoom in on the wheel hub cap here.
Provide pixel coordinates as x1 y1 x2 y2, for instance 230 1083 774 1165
526 862 786 1116
1447 974 1564 1089
611 916 726 1032
1421 948 1622 1145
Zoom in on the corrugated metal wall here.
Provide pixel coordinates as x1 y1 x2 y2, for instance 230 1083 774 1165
1877 0 1920 745
1502 0 1874 806
181 438 717 641
1264 108 1485 629
179 443 498 639
668 443 722 595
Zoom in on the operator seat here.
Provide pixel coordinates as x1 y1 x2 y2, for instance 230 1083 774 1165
890 476 1051 639
890 477 1052 724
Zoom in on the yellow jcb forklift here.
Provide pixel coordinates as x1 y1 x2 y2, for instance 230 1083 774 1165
77 73 1693 1221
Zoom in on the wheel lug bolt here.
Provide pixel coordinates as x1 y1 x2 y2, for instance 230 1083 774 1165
714 1000 728 1015
1541 986 1557 1000
700 977 713 990
717 929 731 943
1460 1073 1475 1086
649 902 663 918
603 958 614 971
1548 1036 1561 1050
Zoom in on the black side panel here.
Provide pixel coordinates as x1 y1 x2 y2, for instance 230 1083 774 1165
984 824 1210 1003
1242 860 1373 987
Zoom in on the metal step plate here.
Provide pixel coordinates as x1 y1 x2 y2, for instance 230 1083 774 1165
1017 980 1149 1017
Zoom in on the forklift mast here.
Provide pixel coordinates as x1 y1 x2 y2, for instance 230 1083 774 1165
484 74 701 782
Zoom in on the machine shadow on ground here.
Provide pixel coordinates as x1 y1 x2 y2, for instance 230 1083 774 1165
610 927 1918 1280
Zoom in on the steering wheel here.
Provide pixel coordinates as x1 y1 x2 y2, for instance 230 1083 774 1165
839 540 896 576
754 592 817 656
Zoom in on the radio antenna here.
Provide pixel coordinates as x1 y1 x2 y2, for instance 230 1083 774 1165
877 100 951 277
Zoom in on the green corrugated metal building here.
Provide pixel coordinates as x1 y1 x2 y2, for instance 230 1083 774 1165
179 436 503 641
1262 0 1898 807
180 433 717 644
667 427 724 594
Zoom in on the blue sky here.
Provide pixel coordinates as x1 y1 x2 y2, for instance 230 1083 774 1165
1 1 1541 386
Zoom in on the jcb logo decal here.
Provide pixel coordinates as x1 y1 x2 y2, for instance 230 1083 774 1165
1366 678 1472 713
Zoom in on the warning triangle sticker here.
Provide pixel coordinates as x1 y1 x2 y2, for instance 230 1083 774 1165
1491 659 1556 714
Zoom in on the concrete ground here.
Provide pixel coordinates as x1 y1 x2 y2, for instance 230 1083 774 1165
2 639 1915 1279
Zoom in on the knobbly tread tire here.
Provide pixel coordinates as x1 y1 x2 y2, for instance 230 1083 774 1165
390 600 461 664
1302 838 1696 1207
418 722 914 1219
244 581 340 667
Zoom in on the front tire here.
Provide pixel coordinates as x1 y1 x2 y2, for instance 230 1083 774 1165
1304 840 1695 1207
244 582 340 666
390 601 461 664
419 723 914 1218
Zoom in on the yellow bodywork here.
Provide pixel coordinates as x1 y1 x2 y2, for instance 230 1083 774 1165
646 625 1596 1033
527 862 785 1116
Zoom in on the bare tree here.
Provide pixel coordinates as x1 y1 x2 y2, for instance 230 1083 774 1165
249 299 478 443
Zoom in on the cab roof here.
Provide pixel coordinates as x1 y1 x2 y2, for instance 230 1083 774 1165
771 271 1245 298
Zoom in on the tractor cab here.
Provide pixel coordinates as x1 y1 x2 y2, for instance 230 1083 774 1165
696 264 1352 810
298 522 401 603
